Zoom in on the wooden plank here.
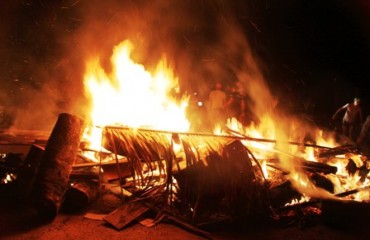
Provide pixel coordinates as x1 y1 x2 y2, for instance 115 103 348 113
103 200 150 230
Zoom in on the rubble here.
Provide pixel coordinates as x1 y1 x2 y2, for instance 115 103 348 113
1 113 370 239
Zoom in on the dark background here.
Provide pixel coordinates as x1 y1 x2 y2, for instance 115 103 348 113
0 0 369 130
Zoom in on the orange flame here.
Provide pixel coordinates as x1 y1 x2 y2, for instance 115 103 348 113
84 40 190 132
81 39 369 203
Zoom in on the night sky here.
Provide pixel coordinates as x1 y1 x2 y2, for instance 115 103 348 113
244 0 370 115
0 0 369 130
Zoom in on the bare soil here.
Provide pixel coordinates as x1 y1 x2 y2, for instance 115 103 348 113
1 186 369 240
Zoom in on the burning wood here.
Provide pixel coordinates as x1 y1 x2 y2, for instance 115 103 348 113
2 113 370 235
101 126 269 225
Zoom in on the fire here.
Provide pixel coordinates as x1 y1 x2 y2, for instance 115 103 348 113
80 39 370 205
224 112 369 201
84 40 190 133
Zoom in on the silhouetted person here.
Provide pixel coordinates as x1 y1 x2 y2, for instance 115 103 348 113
226 85 246 123
332 97 363 141
207 82 227 129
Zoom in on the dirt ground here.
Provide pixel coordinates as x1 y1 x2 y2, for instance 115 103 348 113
1 186 370 240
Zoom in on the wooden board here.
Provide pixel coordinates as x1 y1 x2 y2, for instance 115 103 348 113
103 200 150 230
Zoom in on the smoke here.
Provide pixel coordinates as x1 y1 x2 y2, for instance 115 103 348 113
0 0 292 131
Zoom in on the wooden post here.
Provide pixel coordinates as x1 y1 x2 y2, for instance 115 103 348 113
30 113 85 220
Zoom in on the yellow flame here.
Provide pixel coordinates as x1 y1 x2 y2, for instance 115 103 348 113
84 40 190 132
80 39 370 203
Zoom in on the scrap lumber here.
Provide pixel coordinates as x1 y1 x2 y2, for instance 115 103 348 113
269 149 338 174
317 145 358 158
30 113 85 220
103 200 151 230
226 127 331 150
301 160 337 174
335 185 370 198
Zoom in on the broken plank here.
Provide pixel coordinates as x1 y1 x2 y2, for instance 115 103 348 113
103 200 150 230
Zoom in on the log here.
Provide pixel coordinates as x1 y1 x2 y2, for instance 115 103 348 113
317 145 358 158
269 181 302 208
267 155 337 174
30 113 85 220
301 160 337 174
335 185 370 198
15 144 45 199
61 180 100 213
309 172 334 193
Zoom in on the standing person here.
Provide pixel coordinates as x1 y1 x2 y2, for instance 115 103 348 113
226 85 246 123
207 82 227 129
332 97 363 141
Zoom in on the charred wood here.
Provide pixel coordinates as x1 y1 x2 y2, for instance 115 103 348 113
309 172 334 193
335 185 370 198
62 179 100 213
30 113 85 220
269 181 302 208
267 158 337 175
345 159 370 182
317 145 359 159
358 165 369 182
15 144 45 199
346 158 358 175
301 161 337 175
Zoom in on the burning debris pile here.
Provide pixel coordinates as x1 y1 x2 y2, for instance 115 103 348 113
1 38 370 237
1 112 370 237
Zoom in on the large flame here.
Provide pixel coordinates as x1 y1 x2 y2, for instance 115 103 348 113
84 40 190 132
81 39 369 203
225 113 361 201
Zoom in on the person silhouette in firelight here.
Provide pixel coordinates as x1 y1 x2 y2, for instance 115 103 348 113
207 82 228 130
332 97 363 141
